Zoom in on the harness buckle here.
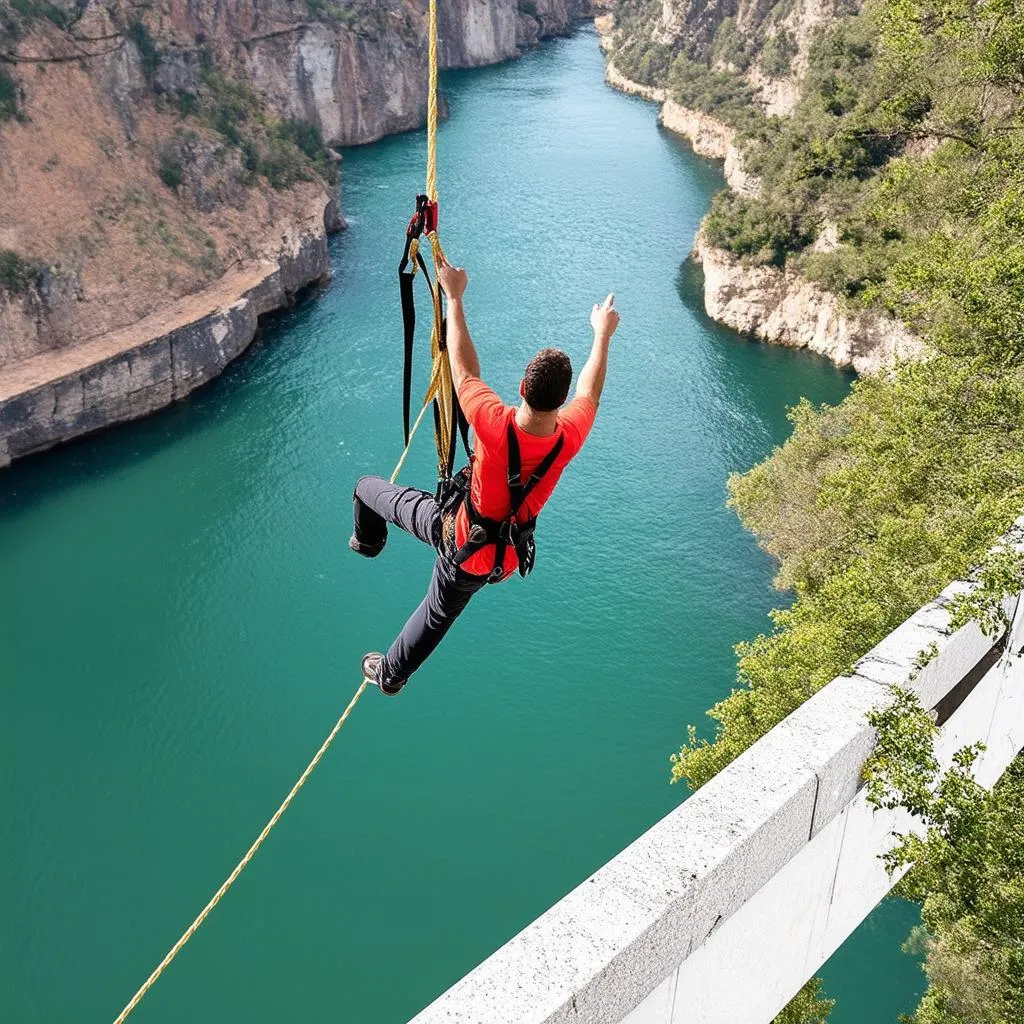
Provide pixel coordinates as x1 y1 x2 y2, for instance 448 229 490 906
423 198 439 235
406 195 440 240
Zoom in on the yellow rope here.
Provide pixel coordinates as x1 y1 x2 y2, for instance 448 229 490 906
426 0 439 203
420 0 455 478
112 403 434 1024
115 4 451 1015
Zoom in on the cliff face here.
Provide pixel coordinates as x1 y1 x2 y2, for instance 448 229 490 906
0 209 329 465
598 17 757 193
603 0 924 373
655 0 847 115
0 0 579 353
694 233 926 374
0 0 581 464
153 0 576 147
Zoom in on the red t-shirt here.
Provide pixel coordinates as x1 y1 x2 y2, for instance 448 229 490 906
455 376 596 579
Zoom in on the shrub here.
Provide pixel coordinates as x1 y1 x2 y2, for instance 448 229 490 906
127 18 161 84
760 30 797 77
667 53 764 134
703 191 818 265
0 66 20 121
158 155 184 190
0 249 45 294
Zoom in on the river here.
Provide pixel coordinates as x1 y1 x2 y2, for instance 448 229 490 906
1 25 921 1024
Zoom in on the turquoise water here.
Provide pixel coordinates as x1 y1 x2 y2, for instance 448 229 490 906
1 27 921 1024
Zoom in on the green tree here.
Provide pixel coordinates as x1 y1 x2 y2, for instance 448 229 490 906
864 692 1024 1024
774 978 836 1024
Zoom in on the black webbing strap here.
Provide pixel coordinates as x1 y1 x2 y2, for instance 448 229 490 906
398 266 415 446
395 241 432 450
506 424 565 516
455 391 471 461
398 197 434 448
488 425 565 581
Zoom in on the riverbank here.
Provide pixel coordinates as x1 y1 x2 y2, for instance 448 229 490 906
0 200 332 467
597 13 923 374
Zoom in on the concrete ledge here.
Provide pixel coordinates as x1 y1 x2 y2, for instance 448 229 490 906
409 516 1024 1024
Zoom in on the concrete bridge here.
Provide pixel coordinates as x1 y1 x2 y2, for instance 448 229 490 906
409 515 1024 1024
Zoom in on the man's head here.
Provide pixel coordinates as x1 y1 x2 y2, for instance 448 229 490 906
520 348 572 412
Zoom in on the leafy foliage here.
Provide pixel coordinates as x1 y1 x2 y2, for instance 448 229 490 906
5 0 76 30
673 356 1024 789
704 11 910 265
158 154 184 190
863 691 1024 1024
773 979 836 1024
0 65 21 121
611 0 766 133
127 18 162 84
761 30 798 76
668 53 765 134
0 249 45 294
304 0 389 38
947 547 1024 638
703 190 816 266
190 66 338 190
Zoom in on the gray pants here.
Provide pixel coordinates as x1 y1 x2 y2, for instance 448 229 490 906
352 476 489 687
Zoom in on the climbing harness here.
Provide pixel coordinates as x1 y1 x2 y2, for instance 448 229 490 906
110 0 457 1017
451 424 565 582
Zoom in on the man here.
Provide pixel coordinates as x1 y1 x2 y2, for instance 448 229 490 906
350 254 620 695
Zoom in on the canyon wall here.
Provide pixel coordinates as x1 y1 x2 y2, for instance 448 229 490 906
601 2 925 373
694 233 926 375
0 0 582 464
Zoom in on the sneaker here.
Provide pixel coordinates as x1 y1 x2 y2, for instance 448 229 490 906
361 652 405 696
349 534 386 558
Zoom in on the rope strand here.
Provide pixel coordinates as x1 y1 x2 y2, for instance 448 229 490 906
426 0 439 202
112 401 434 1024
113 1 449 1016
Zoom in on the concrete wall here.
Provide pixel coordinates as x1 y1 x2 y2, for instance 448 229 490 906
409 515 1024 1024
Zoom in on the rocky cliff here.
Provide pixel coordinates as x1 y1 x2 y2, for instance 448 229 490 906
0 0 582 464
597 17 757 193
151 0 580 147
693 233 926 374
0 206 329 465
602 0 925 373
652 0 846 115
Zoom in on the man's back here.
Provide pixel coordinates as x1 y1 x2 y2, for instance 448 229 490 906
455 376 596 578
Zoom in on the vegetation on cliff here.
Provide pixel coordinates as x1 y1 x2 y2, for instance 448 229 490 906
0 249 46 295
612 0 1024 1020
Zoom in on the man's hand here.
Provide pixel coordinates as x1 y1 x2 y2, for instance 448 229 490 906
439 254 480 386
590 293 620 341
437 255 468 302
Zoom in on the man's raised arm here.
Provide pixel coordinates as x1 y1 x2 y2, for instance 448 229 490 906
436 256 480 391
575 293 620 407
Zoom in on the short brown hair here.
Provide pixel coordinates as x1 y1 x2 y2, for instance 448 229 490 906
523 348 572 411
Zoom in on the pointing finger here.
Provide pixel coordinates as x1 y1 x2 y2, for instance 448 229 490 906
603 293 615 309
